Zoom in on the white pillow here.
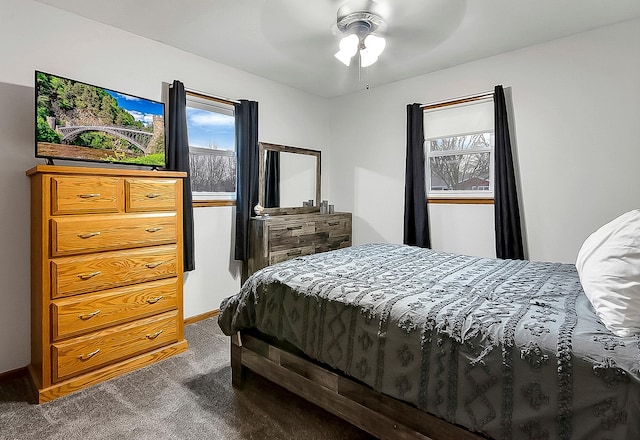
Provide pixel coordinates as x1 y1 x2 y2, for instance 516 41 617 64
575 209 640 337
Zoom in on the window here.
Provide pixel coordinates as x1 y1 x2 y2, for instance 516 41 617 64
185 92 236 202
424 99 494 198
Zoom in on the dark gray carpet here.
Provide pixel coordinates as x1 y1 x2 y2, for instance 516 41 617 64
0 318 373 440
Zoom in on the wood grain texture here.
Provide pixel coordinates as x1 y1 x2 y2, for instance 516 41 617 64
26 164 187 179
125 178 178 212
27 166 187 402
183 309 219 325
51 244 177 298
52 278 179 340
234 333 486 440
35 339 188 404
30 173 46 387
51 176 121 215
51 212 177 256
192 200 236 208
247 212 352 276
231 333 247 389
236 335 432 440
52 311 178 381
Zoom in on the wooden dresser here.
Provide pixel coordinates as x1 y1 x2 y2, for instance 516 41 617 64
26 165 188 403
247 212 352 276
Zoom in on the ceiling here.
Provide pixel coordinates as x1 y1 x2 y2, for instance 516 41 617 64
34 0 640 98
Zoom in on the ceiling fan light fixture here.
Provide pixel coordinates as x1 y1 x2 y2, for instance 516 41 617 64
334 50 353 66
334 34 359 66
359 49 378 68
363 34 386 58
334 0 387 68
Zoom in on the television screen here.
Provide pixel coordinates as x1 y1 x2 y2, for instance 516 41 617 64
35 71 165 167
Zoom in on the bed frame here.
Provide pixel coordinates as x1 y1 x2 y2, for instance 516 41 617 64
231 332 487 440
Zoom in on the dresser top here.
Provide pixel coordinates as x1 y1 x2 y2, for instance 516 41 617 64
26 164 187 179
251 212 351 223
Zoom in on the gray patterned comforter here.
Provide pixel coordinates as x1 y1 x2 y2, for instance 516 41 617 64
218 243 640 439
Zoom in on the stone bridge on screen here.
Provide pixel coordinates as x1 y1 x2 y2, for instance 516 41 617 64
57 125 153 153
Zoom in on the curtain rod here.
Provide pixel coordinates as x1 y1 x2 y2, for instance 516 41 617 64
421 89 496 111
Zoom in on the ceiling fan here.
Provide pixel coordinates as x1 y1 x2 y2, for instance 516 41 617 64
258 0 467 77
334 0 388 67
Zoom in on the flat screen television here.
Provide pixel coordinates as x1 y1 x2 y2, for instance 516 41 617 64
35 71 165 168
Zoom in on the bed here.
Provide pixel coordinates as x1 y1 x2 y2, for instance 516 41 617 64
218 243 640 440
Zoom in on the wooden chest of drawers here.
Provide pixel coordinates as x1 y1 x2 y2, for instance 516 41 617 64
27 165 188 403
247 212 352 275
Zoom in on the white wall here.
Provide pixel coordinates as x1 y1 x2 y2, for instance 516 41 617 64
1 1 638 376
428 204 496 258
0 0 330 373
326 18 640 264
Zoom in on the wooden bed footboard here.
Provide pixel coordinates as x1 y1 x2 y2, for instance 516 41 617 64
230 332 487 440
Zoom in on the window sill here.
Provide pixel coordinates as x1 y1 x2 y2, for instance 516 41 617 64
427 198 494 205
193 200 236 208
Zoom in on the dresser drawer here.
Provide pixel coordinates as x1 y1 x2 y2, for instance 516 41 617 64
51 244 178 298
51 176 121 215
51 278 179 340
314 237 352 253
125 179 178 212
268 222 327 251
51 213 178 257
269 246 316 264
315 215 352 235
52 311 178 381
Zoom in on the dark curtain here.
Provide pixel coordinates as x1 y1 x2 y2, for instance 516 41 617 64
264 150 280 208
167 80 195 272
234 100 259 261
403 103 431 248
494 85 524 260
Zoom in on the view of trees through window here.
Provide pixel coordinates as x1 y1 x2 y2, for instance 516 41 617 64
185 98 236 197
189 148 236 192
427 132 492 192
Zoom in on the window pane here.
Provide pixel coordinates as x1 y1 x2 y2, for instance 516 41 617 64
186 104 236 195
429 133 492 152
189 148 236 192
429 152 491 191
186 107 235 151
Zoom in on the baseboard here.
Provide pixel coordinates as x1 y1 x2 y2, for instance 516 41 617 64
0 366 28 382
184 309 219 325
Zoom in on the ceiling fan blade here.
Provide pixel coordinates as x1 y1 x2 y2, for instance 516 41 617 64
258 0 342 63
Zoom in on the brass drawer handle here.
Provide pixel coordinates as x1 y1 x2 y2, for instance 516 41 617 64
78 310 101 320
78 271 101 280
78 348 100 361
287 249 302 256
77 193 100 199
287 225 303 231
145 261 164 269
77 232 101 239
146 296 164 304
145 193 161 199
145 227 163 233
146 330 164 340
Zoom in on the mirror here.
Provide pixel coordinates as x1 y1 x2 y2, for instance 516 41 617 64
258 142 321 215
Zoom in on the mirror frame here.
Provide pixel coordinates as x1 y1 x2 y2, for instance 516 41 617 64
258 142 321 215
